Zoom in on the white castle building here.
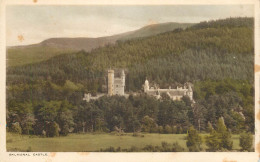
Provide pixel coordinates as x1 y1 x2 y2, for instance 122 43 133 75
143 79 193 101
108 69 125 96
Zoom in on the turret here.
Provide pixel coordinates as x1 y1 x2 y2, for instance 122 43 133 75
144 79 149 92
187 84 193 101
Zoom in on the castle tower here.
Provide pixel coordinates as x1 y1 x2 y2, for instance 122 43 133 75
144 79 149 92
187 84 193 101
107 69 114 96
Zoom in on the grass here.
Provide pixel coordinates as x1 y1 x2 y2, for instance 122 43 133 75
6 132 243 152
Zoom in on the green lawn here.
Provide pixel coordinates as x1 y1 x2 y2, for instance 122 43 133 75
6 132 242 152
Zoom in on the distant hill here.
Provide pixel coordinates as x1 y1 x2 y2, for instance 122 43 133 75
118 22 192 41
7 22 193 67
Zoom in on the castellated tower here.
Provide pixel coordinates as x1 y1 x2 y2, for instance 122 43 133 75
107 69 114 96
187 84 193 101
144 79 149 92
107 69 125 96
114 70 125 95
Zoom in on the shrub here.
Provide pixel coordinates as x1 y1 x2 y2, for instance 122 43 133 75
101 146 115 152
10 122 22 134
177 126 183 134
186 126 202 151
172 126 177 134
129 146 139 152
239 132 253 151
172 142 185 152
26 146 32 152
116 147 122 152
158 126 164 133
48 122 59 137
164 125 172 134
132 132 144 137
161 141 172 151
143 145 156 152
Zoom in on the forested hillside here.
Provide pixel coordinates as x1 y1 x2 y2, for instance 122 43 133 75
6 17 254 138
7 17 254 89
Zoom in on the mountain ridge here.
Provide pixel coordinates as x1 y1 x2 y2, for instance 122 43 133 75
7 22 193 67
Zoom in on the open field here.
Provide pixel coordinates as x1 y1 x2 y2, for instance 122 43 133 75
6 132 242 152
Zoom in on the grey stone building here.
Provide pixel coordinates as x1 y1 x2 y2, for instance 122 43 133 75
107 69 125 96
143 79 193 101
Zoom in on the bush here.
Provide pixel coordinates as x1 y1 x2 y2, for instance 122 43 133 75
172 142 185 152
129 146 139 152
26 146 32 152
116 147 122 152
158 126 164 133
239 132 253 151
186 126 202 152
164 125 172 134
101 146 115 152
161 141 172 151
48 122 59 137
10 122 22 134
132 132 144 137
172 126 177 134
143 145 156 152
177 126 183 134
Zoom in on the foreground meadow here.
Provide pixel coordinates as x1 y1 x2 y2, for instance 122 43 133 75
6 132 242 152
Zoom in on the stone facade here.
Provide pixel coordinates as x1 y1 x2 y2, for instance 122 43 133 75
107 69 125 96
143 79 193 101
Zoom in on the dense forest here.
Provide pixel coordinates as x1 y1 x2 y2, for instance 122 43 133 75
6 17 254 138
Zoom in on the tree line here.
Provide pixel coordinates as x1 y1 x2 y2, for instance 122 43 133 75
7 86 253 136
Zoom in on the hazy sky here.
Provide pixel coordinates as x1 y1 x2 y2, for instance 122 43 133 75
6 5 254 46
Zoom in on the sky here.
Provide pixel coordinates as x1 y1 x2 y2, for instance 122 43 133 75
6 5 254 46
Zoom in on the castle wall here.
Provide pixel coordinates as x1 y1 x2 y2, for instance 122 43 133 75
114 81 125 95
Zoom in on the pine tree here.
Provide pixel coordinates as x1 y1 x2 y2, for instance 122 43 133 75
206 129 221 151
186 126 202 151
239 132 253 151
216 117 233 150
206 117 233 151
207 122 214 133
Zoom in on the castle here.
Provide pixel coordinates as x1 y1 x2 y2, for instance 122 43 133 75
143 79 193 101
107 69 125 96
83 69 193 102
83 69 126 102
